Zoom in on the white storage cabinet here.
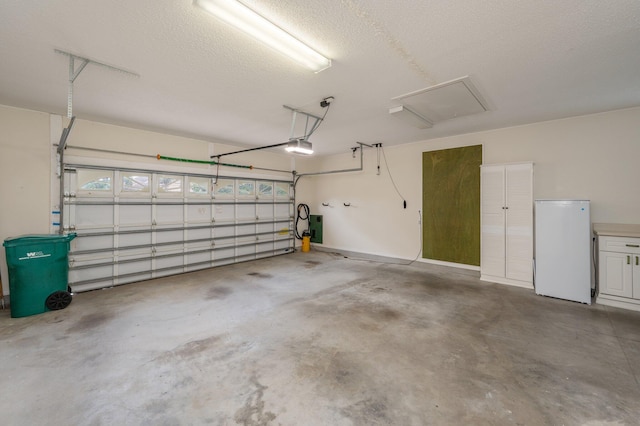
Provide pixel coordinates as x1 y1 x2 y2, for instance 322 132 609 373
597 235 640 311
480 163 533 288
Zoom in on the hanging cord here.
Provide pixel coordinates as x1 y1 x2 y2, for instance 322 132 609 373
213 160 221 188
295 203 310 239
379 146 407 209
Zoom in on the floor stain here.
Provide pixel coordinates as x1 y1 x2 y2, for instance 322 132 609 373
66 312 115 333
158 335 222 361
377 307 402 321
341 397 392 426
205 286 233 300
247 272 273 279
234 375 277 426
304 260 321 268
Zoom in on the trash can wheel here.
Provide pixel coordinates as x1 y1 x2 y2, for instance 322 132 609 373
45 291 72 311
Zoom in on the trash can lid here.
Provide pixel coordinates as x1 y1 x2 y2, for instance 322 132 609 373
3 233 77 247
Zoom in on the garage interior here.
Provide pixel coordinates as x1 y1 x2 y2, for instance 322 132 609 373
1 1 640 424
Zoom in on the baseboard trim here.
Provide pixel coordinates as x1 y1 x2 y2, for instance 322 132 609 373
596 295 640 312
480 274 533 289
417 258 480 271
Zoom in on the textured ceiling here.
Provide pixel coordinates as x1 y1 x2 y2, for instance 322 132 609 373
1 0 639 156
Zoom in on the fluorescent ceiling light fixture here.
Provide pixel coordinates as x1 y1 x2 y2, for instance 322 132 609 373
285 139 314 155
194 0 331 72
388 105 433 129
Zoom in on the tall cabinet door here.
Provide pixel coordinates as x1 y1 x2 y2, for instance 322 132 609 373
480 165 506 278
481 162 533 287
505 164 533 282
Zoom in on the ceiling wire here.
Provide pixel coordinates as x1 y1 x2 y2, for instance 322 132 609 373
379 145 406 207
305 99 332 139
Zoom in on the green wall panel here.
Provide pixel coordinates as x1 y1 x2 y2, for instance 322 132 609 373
422 145 482 266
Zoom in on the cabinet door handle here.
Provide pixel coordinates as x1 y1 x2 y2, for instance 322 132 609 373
627 255 631 264
626 244 640 248
636 256 639 266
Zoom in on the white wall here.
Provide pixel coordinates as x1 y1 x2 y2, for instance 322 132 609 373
0 105 294 297
2 104 639 296
0 106 52 296
296 107 640 262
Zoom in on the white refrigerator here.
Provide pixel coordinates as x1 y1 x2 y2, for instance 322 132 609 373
534 200 591 304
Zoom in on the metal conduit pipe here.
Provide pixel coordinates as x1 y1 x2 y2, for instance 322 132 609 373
293 142 373 192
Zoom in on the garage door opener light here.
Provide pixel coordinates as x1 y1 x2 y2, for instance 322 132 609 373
285 139 313 155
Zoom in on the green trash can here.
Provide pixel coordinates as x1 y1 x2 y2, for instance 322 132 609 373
3 233 76 318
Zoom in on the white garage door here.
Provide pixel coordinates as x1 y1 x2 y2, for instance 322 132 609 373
63 164 294 292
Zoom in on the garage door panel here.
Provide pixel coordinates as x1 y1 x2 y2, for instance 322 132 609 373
257 240 275 256
236 225 255 242
256 204 274 220
155 253 184 270
69 262 113 287
156 204 183 224
65 167 293 291
214 247 235 263
257 223 274 234
275 204 290 219
118 256 152 276
119 232 152 248
214 227 234 239
185 243 212 269
120 205 151 225
187 227 211 240
237 204 256 220
236 245 256 258
275 239 290 250
187 205 211 222
75 205 114 227
157 229 183 245
74 233 114 251
213 204 234 222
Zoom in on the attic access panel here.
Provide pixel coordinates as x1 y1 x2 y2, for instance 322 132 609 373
392 76 489 123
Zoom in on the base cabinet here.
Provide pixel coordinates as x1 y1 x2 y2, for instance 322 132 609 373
597 235 640 311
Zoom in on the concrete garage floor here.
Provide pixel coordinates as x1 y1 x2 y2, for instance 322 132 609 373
1 250 640 425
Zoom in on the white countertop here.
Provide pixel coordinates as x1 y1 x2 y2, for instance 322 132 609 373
593 223 640 238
